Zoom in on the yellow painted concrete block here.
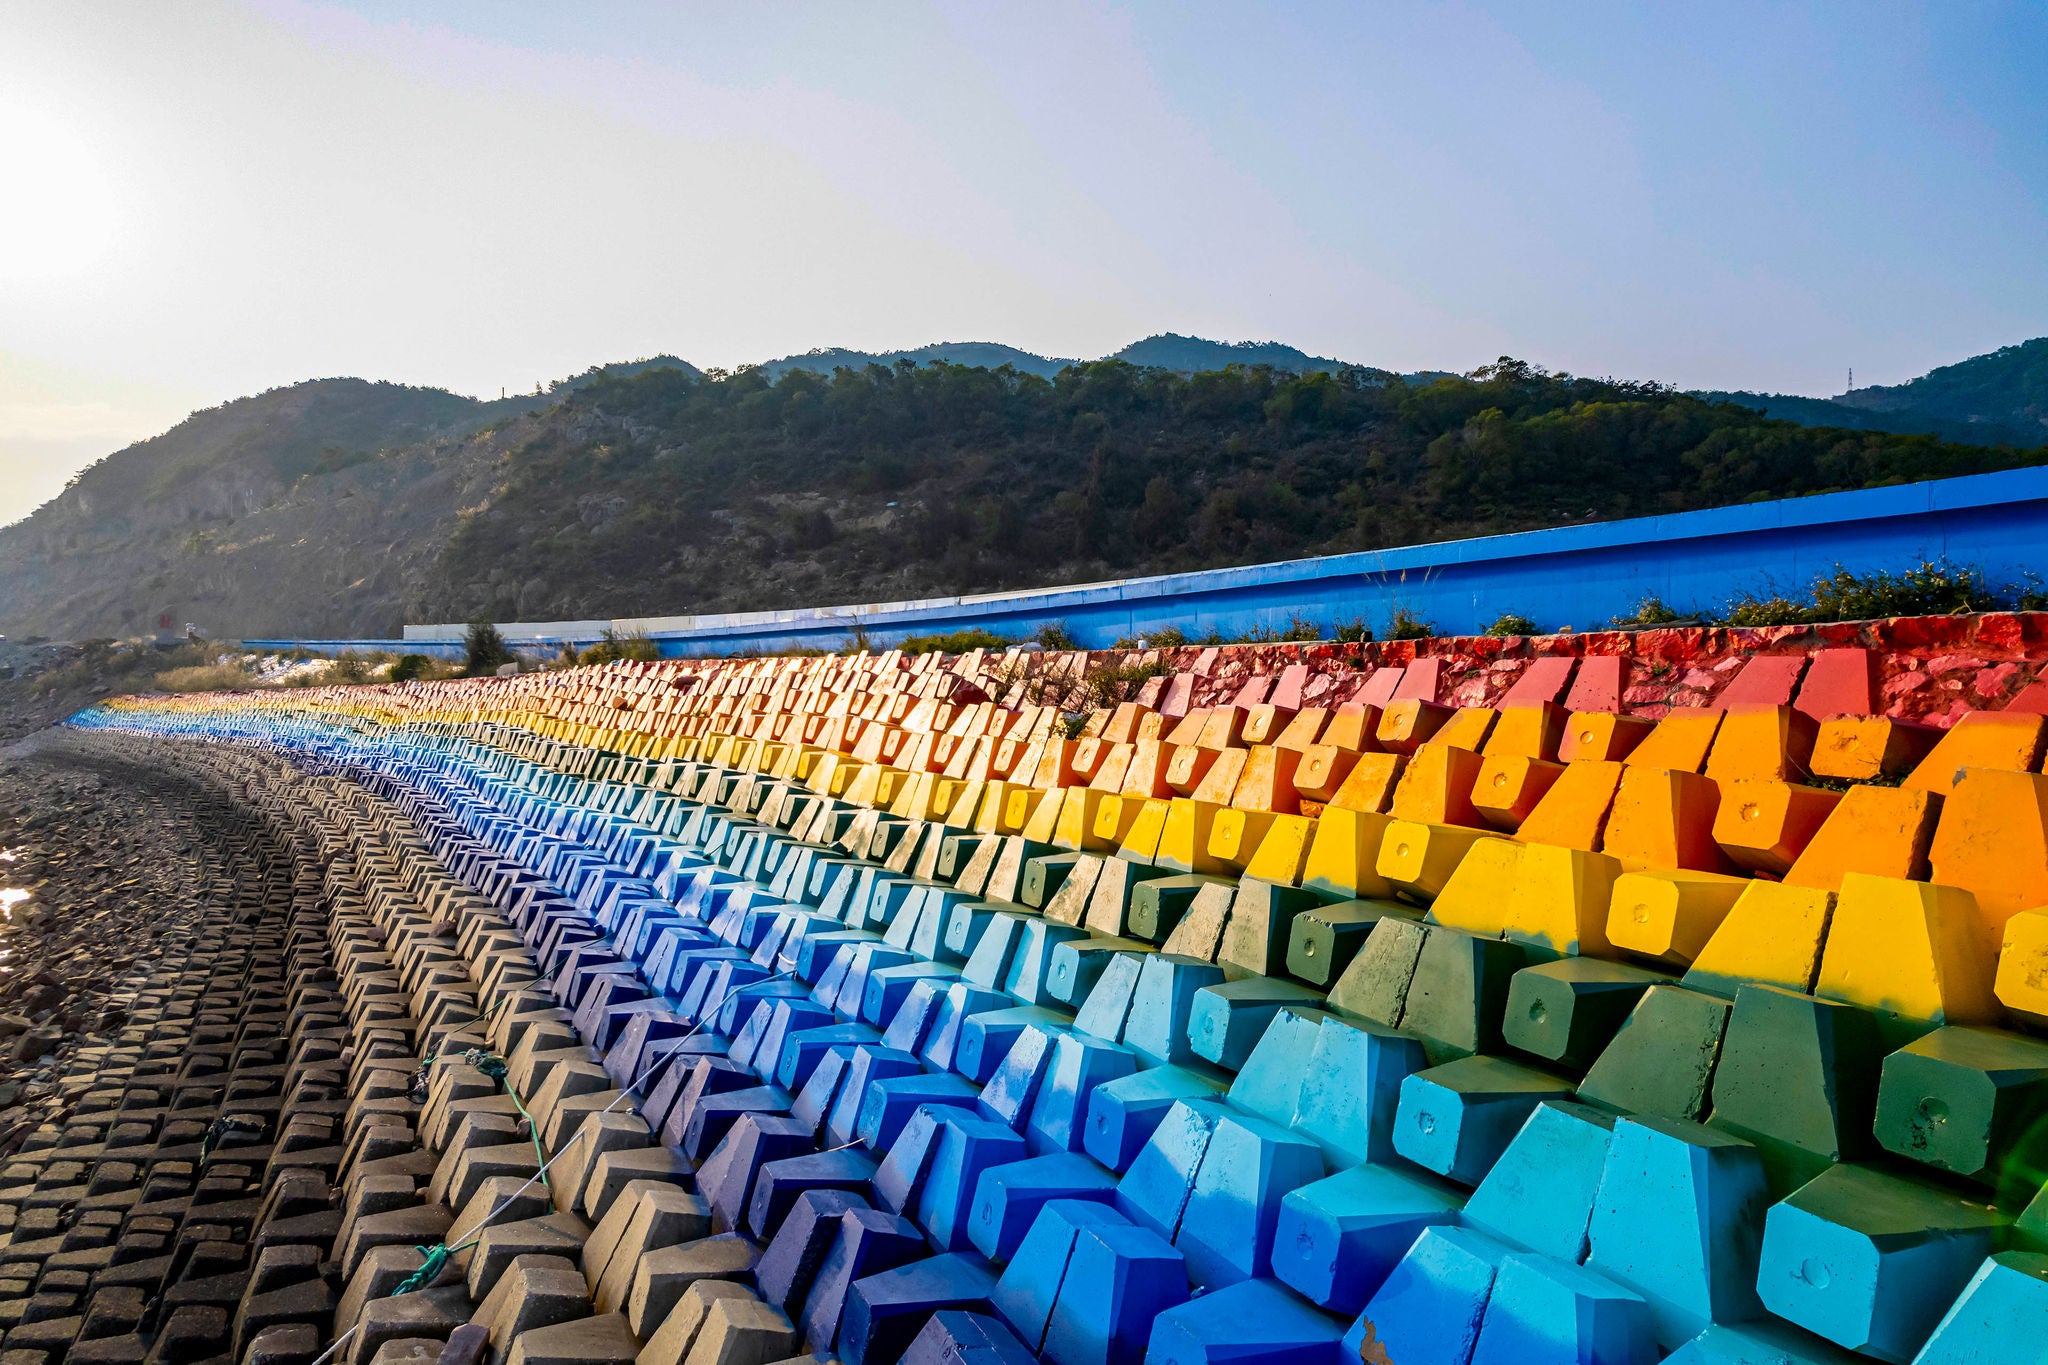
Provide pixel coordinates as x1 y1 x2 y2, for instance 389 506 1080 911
840 762 886 808
1929 766 2048 951
1602 765 1736 874
1300 805 1397 900
1814 873 1999 1025
1902 710 2048 796
1375 820 1491 902
1682 881 1835 997
1389 745 1486 827
1020 786 1068 844
1118 738 1176 800
942 779 984 830
1206 807 1278 871
1623 710 1723 773
1810 715 1939 782
1704 705 1819 784
1242 813 1318 886
1482 702 1567 762
1292 744 1360 804
1471 755 1565 832
974 781 1030 834
1605 868 1751 965
1711 778 1841 876
1231 745 1304 814
1115 797 1173 863
1425 835 1526 937
1513 759 1625 852
1782 784 1940 891
1506 842 1624 957
1052 787 1115 852
1376 699 1454 754
1328 752 1407 815
1088 792 1146 848
1994 910 2048 1028
1154 798 1231 874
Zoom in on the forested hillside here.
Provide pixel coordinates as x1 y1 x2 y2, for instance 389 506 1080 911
3 344 2043 643
416 358 2047 625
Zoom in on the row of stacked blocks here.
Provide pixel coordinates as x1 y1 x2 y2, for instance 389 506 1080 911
50 643 2048 1365
0 744 343 1365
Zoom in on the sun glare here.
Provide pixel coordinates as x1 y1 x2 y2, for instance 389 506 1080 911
0 101 121 283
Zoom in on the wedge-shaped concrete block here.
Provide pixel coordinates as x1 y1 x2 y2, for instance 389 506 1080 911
1423 835 1526 939
1350 1224 1511 1365
839 1252 998 1365
1285 898 1409 987
1174 1110 1326 1287
1782 783 1940 892
1756 1163 2009 1363
1081 1066 1224 1173
1290 1011 1431 1167
1146 1275 1349 1365
1187 977 1325 1072
967 1152 1119 1263
1114 1098 1226 1241
1393 1056 1575 1187
502 1310 639 1365
1913 1250 2048 1365
1927 765 2048 951
1503 842 1623 958
1602 765 1734 875
625 1232 760 1339
1216 879 1325 977
991 1199 1130 1352
1126 873 1232 944
1901 711 2047 797
1712 778 1839 876
902 1310 1039 1365
1271 1162 1464 1314
1122 954 1227 1068
471 1254 589 1365
1300 805 1397 901
1324 913 1428 1027
918 1114 1030 1253
1682 881 1834 998
1503 957 1667 1072
1461 1100 1615 1264
1376 820 1490 902
1399 924 1527 1060
1708 985 1880 1178
1045 1222 1191 1365
1027 1032 1137 1155
1657 1319 1861 1365
1874 1023 2048 1193
679 1294 796 1365
1997 909 2048 1028
1606 868 1750 966
801 1206 928 1356
754 1187 870 1323
1813 873 1998 1028
1586 1117 1768 1348
643 1276 761 1363
1578 984 1732 1123
1469 1252 1657 1365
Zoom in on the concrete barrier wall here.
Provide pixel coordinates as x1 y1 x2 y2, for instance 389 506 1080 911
274 466 2047 659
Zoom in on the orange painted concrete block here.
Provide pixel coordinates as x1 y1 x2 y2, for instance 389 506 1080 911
1241 703 1297 745
1231 745 1305 815
1196 706 1251 751
1375 699 1455 754
1471 755 1565 832
1809 715 1939 782
1481 702 1567 762
1902 711 2048 796
1927 767 2048 951
1711 778 1842 875
1292 744 1360 804
1513 759 1625 852
1425 707 1499 754
1557 710 1656 764
1622 710 1723 773
1273 706 1332 751
1191 747 1251 805
1782 785 1941 891
1601 765 1736 874
1389 745 1486 827
1703 705 1819 784
1320 703 1382 753
1328 752 1408 816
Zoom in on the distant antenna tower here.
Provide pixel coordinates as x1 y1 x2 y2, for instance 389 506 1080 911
1848 367 1854 391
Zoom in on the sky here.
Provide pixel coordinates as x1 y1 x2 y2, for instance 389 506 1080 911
2 1 2044 525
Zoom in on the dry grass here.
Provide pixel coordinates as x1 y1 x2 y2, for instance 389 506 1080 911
152 663 257 693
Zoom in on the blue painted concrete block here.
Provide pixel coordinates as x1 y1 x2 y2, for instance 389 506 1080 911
825 1043 924 1148
1146 1276 1349 1365
901 1310 1039 1365
1658 1319 1863 1364
1292 1012 1430 1167
977 1022 1061 1132
804 1206 935 1356
1271 1162 1465 1314
1174 1110 1325 1286
1083 1066 1226 1173
1391 1056 1576 1187
1469 1251 1657 1365
756 1186 871 1319
856 1070 983 1150
1124 954 1229 1067
967 1152 1120 1263
1028 1033 1138 1156
992 1200 1132 1351
1912 1250 2048 1365
840 1250 999 1365
1187 977 1327 1071
1461 1100 1617 1264
1586 1116 1769 1349
919 1114 1031 1252
1115 1099 1229 1240
876 1104 951 1216
1351 1224 1514 1365
1045 1221 1191 1365
1072 951 1146 1043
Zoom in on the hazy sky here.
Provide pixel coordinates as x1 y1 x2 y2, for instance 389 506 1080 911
3 1 2044 525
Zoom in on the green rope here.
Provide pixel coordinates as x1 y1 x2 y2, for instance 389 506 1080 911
466 1048 547 1188
390 1235 481 1296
